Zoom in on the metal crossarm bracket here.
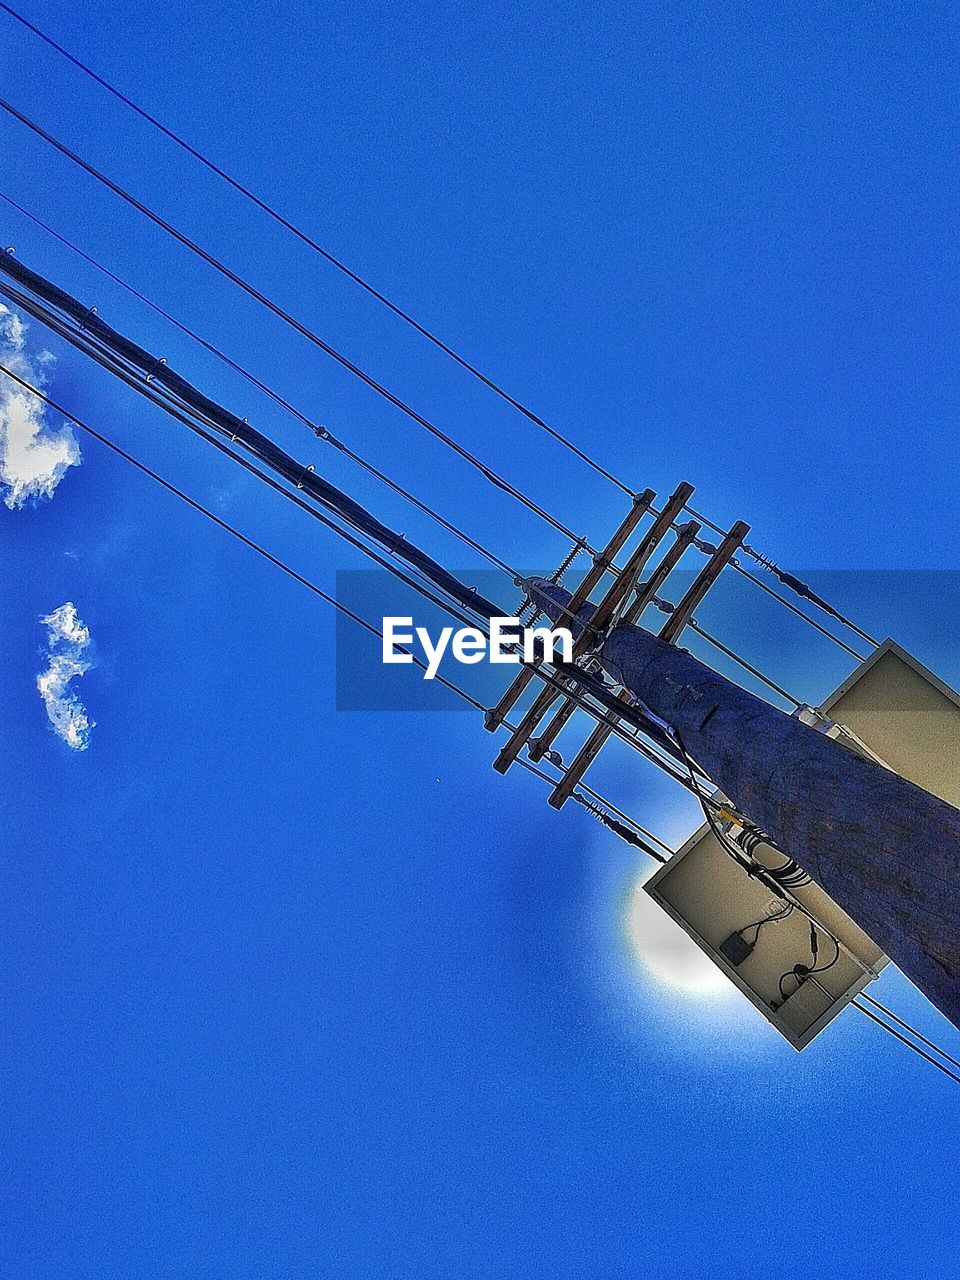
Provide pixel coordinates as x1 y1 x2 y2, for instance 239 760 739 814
483 488 657 735
658 520 750 644
544 521 702 805
529 520 701 765
491 482 695 774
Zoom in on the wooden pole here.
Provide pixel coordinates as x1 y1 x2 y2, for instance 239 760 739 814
528 581 960 1028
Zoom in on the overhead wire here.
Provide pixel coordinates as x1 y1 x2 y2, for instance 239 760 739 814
1 356 666 859
0 245 827 844
686 617 802 709
0 0 634 496
0 235 888 883
0 299 688 766
0 68 879 650
852 998 960 1088
27 336 952 1086
15 249 942 1070
0 95 595 552
0 189 522 579
731 558 868 661
1 189 837 710
858 992 960 1074
11 10 953 1081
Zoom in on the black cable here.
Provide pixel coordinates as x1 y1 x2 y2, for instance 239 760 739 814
573 797 669 863
0 310 683 764
668 729 854 978
0 7 881 648
0 187 879 678
0 236 603 652
576 783 675 859
777 924 840 1001
0 362 488 706
852 1000 960 1087
0 189 522 579
2 358 659 849
0 261 511 620
858 993 960 1074
0 96 593 550
0 0 635 498
732 559 868 661
0 98 880 655
682 501 879 649
0 241 875 819
739 903 794 946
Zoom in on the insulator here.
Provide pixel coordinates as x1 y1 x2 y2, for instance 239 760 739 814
744 544 780 573
551 538 586 585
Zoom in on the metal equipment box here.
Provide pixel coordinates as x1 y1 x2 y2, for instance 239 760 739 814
644 640 960 1048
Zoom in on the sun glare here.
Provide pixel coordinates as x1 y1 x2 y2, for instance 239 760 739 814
626 877 731 997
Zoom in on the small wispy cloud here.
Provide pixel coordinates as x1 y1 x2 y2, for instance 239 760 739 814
37 602 96 750
0 304 80 509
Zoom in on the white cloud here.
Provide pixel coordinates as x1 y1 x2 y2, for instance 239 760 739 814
37 602 96 750
40 600 91 649
0 304 80 509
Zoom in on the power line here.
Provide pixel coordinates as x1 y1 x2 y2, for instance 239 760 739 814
0 73 879 650
0 219 805 730
0 246 878 829
687 617 802 708
16 358 939 1053
852 998 960 1087
0 189 522 579
0 181 876 670
1 356 667 857
0 95 595 552
0 0 633 496
42 338 954 1071
0 251 827 836
732 559 868 661
858 992 960 1073
0 283 685 763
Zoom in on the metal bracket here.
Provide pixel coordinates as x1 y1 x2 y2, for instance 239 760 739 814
530 520 701 767
491 483 695 775
658 520 751 645
483 487 657 736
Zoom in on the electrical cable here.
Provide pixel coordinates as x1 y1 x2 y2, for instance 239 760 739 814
739 902 795 946
573 796 669 862
29 301 944 1066
732 558 868 661
669 728 853 972
0 67 878 649
0 189 522 579
0 182 878 676
852 999 960 1087
686 617 802 708
0 331 685 771
683 503 879 649
1 358 659 854
777 924 841 1002
858 993 960 1074
0 243 888 840
0 96 595 551
0 0 635 496
0 0 640 494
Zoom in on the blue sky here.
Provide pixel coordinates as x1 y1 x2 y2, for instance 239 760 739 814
2 1 960 1275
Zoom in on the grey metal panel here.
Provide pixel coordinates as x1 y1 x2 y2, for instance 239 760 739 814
644 638 960 1049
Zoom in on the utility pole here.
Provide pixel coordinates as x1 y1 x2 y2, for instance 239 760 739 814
5 244 959 1052
526 577 960 1028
